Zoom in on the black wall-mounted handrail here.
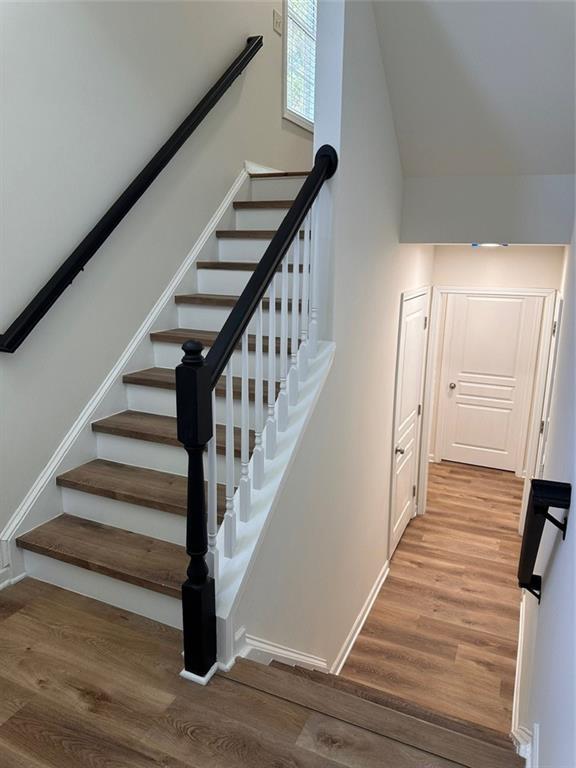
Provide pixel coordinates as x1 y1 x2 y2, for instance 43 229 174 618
175 144 338 679
518 478 571 601
0 35 263 354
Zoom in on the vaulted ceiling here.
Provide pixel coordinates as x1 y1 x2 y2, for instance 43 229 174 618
373 1 575 177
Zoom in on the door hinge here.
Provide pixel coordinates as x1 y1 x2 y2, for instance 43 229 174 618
424 316 428 330
552 320 557 337
412 485 417 498
417 403 422 416
540 420 545 435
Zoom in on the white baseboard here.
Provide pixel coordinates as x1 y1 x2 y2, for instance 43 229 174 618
512 725 533 760
242 634 329 671
330 559 390 675
0 167 249 555
0 568 27 592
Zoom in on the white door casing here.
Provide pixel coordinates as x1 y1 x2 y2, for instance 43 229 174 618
389 289 430 557
437 292 544 472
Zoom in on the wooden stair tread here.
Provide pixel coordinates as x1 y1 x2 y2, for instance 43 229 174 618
92 410 254 455
197 260 303 272
16 514 186 599
215 230 305 239
174 293 298 310
233 200 293 209
221 659 521 768
122 367 280 399
269 661 514 751
150 328 281 354
56 459 226 518
248 170 309 178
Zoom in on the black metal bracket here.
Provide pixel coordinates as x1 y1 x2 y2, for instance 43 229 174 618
540 509 568 540
518 479 571 603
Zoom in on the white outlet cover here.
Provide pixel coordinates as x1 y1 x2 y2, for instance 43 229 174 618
273 9 282 36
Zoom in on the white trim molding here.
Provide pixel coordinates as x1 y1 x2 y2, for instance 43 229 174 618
330 559 390 675
242 634 329 671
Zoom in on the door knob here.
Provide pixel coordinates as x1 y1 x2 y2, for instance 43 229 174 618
395 447 405 455
449 382 456 390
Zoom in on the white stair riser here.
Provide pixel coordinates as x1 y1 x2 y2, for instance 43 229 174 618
62 488 186 546
177 303 288 333
250 176 305 200
126 384 258 425
95 433 240 484
153 341 282 377
217 236 305 262
22 550 183 628
196 269 293 297
217 237 271 262
235 208 288 230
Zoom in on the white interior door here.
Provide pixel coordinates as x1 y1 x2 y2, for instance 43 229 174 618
389 290 429 556
438 292 543 472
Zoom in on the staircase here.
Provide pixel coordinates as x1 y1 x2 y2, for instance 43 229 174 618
14 169 310 630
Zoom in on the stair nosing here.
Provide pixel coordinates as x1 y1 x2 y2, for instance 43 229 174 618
92 410 254 455
16 514 186 599
248 171 309 178
269 661 515 751
197 261 304 272
122 367 279 399
55 458 227 517
149 328 281 355
174 293 299 310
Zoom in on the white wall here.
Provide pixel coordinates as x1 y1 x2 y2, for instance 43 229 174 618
0 1 312 530
235 0 434 663
433 245 565 290
402 174 575 245
528 242 575 768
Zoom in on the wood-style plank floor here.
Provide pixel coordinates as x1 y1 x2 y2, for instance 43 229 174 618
341 461 524 734
0 578 473 767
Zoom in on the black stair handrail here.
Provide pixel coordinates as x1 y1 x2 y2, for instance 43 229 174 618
0 35 264 354
518 478 571 602
206 145 338 384
175 144 338 679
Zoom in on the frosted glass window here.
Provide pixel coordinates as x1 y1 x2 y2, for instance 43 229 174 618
285 0 316 128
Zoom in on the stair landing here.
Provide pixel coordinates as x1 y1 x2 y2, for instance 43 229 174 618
0 579 522 768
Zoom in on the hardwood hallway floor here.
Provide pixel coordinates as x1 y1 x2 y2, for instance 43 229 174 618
341 461 524 734
0 577 507 768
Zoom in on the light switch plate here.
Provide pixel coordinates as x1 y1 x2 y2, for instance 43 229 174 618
273 9 283 36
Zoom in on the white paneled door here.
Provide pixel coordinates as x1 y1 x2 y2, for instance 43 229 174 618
390 290 430 556
438 292 544 472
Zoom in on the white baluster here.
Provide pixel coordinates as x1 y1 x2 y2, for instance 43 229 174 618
223 360 236 558
288 232 300 406
277 250 290 432
207 390 219 579
308 202 319 359
239 332 251 521
266 279 277 459
299 211 311 381
253 303 265 489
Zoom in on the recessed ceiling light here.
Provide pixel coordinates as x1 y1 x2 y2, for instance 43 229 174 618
472 243 509 248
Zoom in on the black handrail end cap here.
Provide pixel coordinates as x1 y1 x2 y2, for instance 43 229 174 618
246 35 264 47
315 145 339 179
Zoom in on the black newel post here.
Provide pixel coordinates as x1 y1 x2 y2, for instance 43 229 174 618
176 340 217 678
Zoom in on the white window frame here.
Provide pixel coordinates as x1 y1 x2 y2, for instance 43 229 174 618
282 0 315 133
